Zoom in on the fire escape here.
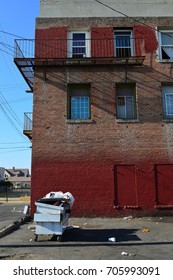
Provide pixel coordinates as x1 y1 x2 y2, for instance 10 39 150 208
14 36 145 141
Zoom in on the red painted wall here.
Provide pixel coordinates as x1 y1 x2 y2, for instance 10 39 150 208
35 27 114 59
31 160 173 216
31 161 115 216
35 27 67 58
35 26 150 59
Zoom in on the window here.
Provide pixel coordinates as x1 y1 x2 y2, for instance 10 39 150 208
116 84 136 119
159 30 173 60
68 84 91 119
68 31 90 58
162 85 173 118
114 30 134 58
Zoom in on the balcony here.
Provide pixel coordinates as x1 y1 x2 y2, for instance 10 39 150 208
14 38 145 91
24 112 32 141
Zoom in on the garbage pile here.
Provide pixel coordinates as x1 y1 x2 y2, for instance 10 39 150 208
44 191 75 208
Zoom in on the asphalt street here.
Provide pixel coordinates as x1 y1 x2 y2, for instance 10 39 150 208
0 202 28 229
0 202 173 260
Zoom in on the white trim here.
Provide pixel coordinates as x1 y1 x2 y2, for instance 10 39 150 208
165 92 173 116
158 30 173 60
162 85 173 118
116 95 134 119
114 30 134 57
68 31 90 58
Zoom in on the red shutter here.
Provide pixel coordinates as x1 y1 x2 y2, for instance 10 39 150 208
134 25 158 55
114 165 137 207
91 27 114 57
155 164 173 206
35 27 67 58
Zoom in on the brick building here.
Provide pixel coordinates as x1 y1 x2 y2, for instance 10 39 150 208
14 0 173 216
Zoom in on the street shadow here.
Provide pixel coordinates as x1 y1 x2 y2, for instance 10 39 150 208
59 228 141 242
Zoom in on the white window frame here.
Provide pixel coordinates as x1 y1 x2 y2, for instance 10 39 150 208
68 31 90 58
165 93 173 116
116 96 135 119
116 84 136 120
162 86 173 118
158 30 173 61
114 30 134 58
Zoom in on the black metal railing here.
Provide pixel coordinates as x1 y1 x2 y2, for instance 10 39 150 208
14 38 145 59
24 112 32 131
14 38 145 91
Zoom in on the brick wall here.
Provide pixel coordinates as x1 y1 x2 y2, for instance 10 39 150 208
30 17 173 216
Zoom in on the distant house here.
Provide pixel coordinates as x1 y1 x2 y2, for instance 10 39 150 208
0 167 5 181
4 167 31 189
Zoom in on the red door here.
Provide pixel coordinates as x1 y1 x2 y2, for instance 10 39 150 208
114 165 137 207
155 164 173 206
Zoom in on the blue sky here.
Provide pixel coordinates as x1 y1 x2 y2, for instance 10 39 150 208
0 1 39 172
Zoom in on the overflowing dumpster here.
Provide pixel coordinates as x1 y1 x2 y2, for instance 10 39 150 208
34 191 74 241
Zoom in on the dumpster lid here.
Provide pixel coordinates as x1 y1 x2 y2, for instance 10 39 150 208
36 197 66 205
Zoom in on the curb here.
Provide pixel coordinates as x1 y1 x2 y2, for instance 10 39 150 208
0 216 32 239
0 198 30 203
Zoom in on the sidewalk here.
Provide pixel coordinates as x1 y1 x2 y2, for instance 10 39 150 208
0 201 30 238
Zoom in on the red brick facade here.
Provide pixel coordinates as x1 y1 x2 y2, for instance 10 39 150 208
30 17 173 216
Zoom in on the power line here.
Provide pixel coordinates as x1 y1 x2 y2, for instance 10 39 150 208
0 148 31 154
0 47 13 57
0 96 31 104
0 2 173 61
0 146 31 150
94 0 171 36
0 23 32 87
0 142 28 145
0 91 23 128
0 101 28 142
0 22 172 61
0 29 26 39
0 29 64 58
0 83 24 87
0 84 27 93
0 42 14 53
0 24 31 145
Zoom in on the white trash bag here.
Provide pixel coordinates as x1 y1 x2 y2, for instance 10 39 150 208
45 191 63 199
45 191 74 208
63 192 75 208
